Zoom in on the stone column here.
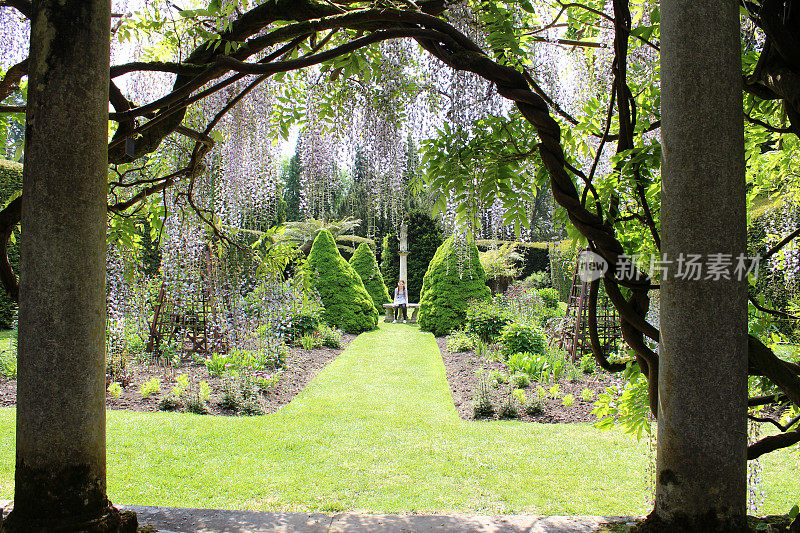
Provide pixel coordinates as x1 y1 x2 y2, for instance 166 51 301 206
3 1 135 531
656 0 748 529
399 222 409 286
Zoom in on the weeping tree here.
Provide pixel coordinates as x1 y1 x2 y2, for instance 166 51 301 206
1 0 800 530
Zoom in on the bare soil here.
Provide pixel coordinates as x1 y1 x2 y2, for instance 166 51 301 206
435 336 623 423
0 335 354 416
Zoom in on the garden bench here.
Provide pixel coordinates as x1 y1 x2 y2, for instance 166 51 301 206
383 303 420 324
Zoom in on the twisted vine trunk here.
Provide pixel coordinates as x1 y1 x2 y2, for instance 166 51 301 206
654 0 748 529
2 1 134 531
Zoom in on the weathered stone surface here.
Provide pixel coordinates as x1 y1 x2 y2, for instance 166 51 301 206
2 0 132 531
656 0 748 529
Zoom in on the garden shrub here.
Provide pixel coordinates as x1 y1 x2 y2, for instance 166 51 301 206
499 322 548 359
349 242 390 313
418 237 491 336
538 287 560 308
445 328 474 352
465 300 511 343
303 229 378 334
382 209 443 302
280 310 319 343
316 323 343 348
524 271 551 289
0 160 21 330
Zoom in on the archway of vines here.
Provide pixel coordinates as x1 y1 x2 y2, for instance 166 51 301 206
1 0 799 475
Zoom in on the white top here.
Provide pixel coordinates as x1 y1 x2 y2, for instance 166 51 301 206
394 287 408 305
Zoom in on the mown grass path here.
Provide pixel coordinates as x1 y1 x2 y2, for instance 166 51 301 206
0 322 796 515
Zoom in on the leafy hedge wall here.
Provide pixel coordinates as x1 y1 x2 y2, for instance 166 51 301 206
0 160 21 329
548 240 580 302
475 239 549 281
349 242 390 313
303 229 378 334
382 209 443 302
418 237 491 336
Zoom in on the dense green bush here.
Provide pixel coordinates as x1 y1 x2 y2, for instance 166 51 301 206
349 242 390 313
279 310 319 343
499 322 548 359
418 237 491 336
382 210 443 302
465 300 512 343
0 160 21 330
538 287 560 308
303 229 378 334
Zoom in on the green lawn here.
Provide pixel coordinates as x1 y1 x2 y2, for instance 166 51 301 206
0 330 13 352
0 322 797 515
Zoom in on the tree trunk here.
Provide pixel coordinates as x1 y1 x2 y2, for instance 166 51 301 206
655 0 748 530
2 1 135 531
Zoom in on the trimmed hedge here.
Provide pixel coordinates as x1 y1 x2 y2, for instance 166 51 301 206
303 230 378 334
418 237 491 336
349 242 390 313
474 239 549 281
0 160 21 329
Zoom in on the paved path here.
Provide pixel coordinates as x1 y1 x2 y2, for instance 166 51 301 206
122 504 636 532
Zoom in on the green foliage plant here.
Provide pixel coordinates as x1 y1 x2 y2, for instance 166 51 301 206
510 372 530 389
498 389 519 419
472 371 494 419
300 334 316 350
549 384 561 400
499 322 548 359
524 271 551 289
281 310 319 344
525 386 547 416
580 353 596 374
317 323 343 348
349 242 391 313
140 377 160 398
303 229 378 334
418 237 491 336
581 388 595 401
107 382 123 399
538 288 560 309
562 394 575 407
593 362 653 439
465 299 512 343
254 370 283 391
445 328 474 352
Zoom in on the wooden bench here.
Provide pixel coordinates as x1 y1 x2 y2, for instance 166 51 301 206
383 303 420 323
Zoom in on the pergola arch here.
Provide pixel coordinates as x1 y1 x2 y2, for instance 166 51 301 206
0 0 796 530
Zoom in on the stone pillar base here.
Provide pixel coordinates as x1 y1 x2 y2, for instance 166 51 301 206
2 505 137 533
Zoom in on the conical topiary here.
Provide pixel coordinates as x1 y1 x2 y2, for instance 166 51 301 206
303 229 378 334
418 236 491 336
349 242 391 313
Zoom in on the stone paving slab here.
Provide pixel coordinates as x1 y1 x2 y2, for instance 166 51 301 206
121 505 637 533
